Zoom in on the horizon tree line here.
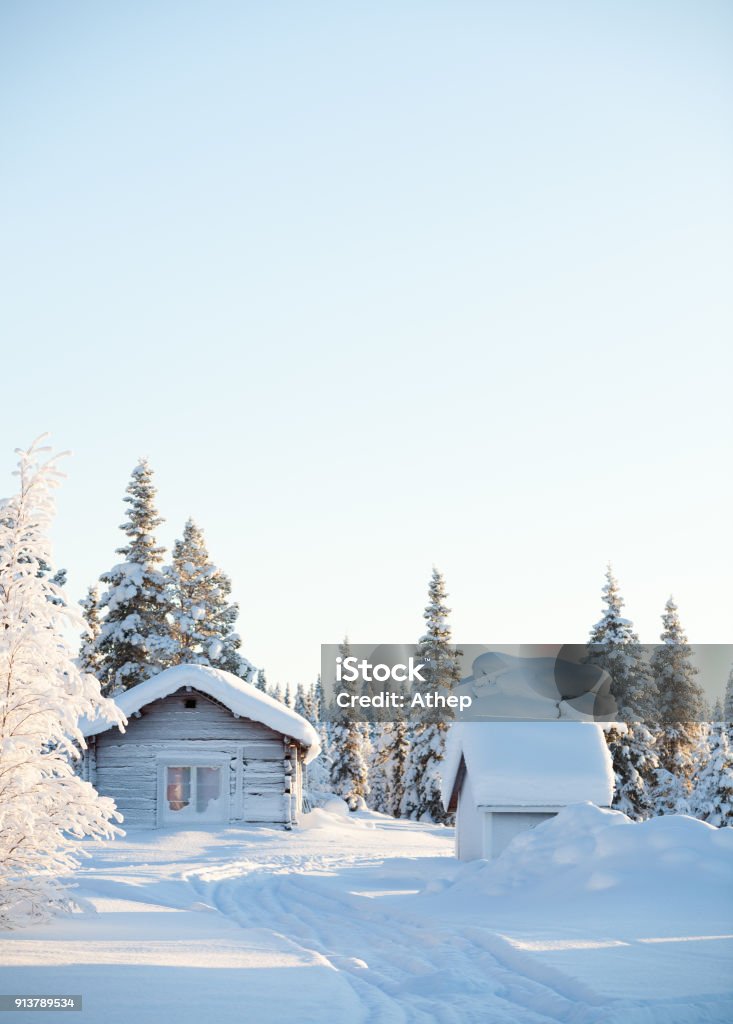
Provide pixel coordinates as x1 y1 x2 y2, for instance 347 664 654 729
78 460 733 828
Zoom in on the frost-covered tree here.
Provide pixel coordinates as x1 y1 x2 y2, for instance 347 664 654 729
369 715 410 817
294 683 314 722
304 721 333 800
38 560 67 607
587 566 657 721
78 584 103 677
164 518 253 681
92 460 173 695
271 682 283 703
650 597 705 810
724 667 733 723
255 669 268 692
401 569 461 823
711 696 724 723
387 713 410 816
368 724 393 814
313 675 324 723
329 637 369 810
692 724 733 826
0 438 122 929
604 723 659 821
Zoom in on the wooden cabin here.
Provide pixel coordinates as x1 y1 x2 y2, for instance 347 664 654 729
441 722 613 860
79 664 320 829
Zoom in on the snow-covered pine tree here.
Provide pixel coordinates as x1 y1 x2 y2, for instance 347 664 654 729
302 674 334 800
78 584 103 677
724 666 733 724
294 683 315 722
691 723 733 826
256 668 268 692
587 566 657 721
368 723 394 814
602 723 659 821
387 712 410 817
369 711 410 817
304 687 315 722
304 721 333 800
650 597 706 812
712 696 724 723
0 439 123 929
587 567 659 815
92 460 173 695
400 569 461 824
329 637 369 810
313 674 324 723
271 682 283 703
164 518 254 681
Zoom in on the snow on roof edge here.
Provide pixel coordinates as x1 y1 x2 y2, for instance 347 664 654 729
441 721 614 811
80 663 321 762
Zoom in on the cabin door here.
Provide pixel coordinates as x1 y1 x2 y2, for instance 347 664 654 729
161 764 227 825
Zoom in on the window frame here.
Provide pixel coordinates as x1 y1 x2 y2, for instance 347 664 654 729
155 752 229 827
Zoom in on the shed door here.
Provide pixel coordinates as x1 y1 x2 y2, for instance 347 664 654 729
163 765 226 825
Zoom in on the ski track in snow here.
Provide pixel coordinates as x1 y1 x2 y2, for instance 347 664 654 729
1 812 731 1024
187 848 561 1024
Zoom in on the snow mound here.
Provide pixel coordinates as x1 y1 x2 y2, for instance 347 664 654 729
441 722 614 809
459 802 733 903
79 664 320 761
299 805 369 830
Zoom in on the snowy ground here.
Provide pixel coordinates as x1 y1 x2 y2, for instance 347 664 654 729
1 804 732 1024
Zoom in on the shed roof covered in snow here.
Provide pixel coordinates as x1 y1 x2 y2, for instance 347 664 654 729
80 663 321 762
441 721 613 812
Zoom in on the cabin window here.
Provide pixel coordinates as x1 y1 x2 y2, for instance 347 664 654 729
184 698 197 709
166 766 191 811
165 765 221 814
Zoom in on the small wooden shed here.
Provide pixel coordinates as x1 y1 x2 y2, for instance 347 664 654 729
441 722 613 860
79 664 320 829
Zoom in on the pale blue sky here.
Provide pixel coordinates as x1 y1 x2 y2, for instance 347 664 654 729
1 1 731 687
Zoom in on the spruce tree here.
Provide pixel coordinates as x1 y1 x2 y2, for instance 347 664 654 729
92 460 173 695
724 667 733 724
400 569 461 823
603 724 659 821
78 585 103 677
313 675 324 723
368 724 394 814
388 712 410 817
692 724 733 826
329 637 369 810
587 567 658 814
164 518 253 680
256 669 268 692
294 683 315 722
587 566 657 721
369 713 410 817
651 597 706 811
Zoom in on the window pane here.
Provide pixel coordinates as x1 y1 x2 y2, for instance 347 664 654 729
196 766 220 812
167 766 191 811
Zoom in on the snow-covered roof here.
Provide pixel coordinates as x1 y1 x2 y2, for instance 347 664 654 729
441 722 613 811
80 664 321 762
